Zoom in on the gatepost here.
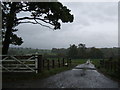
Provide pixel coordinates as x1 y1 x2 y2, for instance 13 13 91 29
37 55 42 73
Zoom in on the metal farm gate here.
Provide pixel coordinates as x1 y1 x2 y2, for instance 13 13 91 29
0 55 42 73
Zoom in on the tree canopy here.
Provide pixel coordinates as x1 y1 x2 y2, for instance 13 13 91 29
2 2 74 54
67 44 104 59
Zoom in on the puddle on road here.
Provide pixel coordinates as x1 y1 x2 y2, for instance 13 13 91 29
72 68 96 70
72 68 98 77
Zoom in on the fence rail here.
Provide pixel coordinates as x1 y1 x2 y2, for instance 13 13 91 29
37 57 72 72
1 55 38 73
99 60 119 72
1 55 72 73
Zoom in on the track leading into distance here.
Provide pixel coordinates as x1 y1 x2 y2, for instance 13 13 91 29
3 60 119 88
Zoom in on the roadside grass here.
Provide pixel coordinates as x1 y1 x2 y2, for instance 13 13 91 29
97 67 120 82
3 66 73 82
3 59 87 82
2 67 72 82
72 59 87 66
91 59 100 68
92 59 120 82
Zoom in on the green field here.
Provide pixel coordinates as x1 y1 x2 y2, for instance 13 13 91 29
71 59 87 66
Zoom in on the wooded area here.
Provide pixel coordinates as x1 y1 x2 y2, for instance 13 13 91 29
8 44 118 59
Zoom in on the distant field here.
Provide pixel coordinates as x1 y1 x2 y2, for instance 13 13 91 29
72 59 87 66
91 59 100 68
47 58 87 65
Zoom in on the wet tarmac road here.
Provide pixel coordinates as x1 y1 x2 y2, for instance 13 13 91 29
3 62 119 88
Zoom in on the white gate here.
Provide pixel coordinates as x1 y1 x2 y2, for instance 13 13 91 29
0 55 38 73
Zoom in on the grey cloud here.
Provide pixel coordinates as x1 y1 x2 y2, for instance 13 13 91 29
13 2 118 49
63 2 118 26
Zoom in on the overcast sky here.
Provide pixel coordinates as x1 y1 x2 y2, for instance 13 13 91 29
12 2 118 49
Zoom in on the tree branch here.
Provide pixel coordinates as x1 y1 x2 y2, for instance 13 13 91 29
18 21 37 24
16 17 54 26
18 21 54 30
34 19 54 30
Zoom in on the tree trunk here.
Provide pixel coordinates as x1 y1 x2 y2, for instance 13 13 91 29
2 27 11 55
2 3 16 55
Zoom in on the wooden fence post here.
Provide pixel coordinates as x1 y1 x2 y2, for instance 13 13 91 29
116 61 118 72
52 60 55 68
109 61 111 71
69 58 71 66
58 58 60 67
47 59 50 70
114 61 117 72
35 55 38 73
37 55 42 73
43 59 45 69
102 59 105 68
67 59 69 67
100 59 104 68
107 61 110 71
103 60 105 68
62 58 65 66
104 61 107 69
108 61 110 71
110 61 114 71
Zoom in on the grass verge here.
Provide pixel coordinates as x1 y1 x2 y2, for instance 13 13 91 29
3 66 73 82
91 59 120 82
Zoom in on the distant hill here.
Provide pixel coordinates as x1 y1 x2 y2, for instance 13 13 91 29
8 47 51 55
8 47 119 59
